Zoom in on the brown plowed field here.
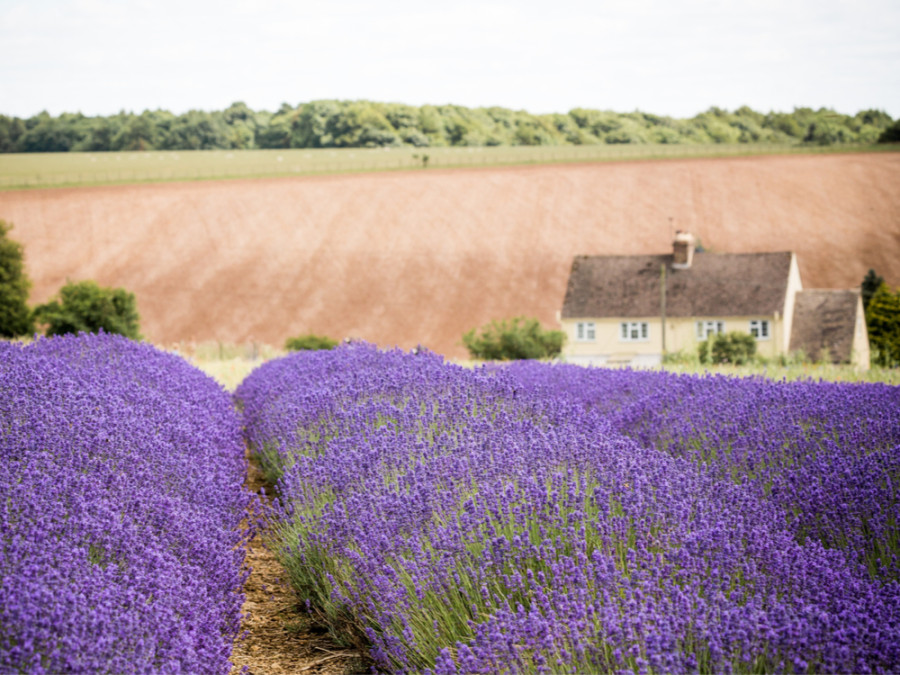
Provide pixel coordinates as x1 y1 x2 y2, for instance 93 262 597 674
1 152 898 359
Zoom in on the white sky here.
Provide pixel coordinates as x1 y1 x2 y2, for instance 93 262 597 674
1 0 899 119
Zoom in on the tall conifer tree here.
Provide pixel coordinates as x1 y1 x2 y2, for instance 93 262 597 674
0 220 34 337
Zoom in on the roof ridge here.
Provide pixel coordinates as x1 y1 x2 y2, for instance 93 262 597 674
575 250 794 259
799 288 861 293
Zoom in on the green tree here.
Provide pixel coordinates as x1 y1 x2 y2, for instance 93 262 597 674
382 103 416 130
763 111 805 139
285 333 338 351
19 112 82 152
256 106 293 148
855 109 893 128
112 111 164 151
1 102 892 154
162 110 229 150
862 268 885 312
289 101 337 147
418 105 445 144
222 102 259 149
865 283 900 367
0 115 26 152
0 220 34 337
730 106 772 142
693 109 741 143
878 120 900 143
35 280 141 339
72 116 124 151
804 121 849 145
462 316 565 360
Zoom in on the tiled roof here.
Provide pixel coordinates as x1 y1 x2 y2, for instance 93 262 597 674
789 290 862 363
561 251 794 319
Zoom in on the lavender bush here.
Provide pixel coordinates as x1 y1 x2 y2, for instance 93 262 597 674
0 334 250 674
237 344 900 673
505 363 900 583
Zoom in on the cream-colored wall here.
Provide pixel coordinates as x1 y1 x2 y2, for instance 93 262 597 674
667 316 784 358
852 296 871 370
782 253 803 353
563 318 662 360
562 315 787 361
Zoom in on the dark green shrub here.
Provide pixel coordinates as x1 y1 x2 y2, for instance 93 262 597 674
285 334 338 351
462 316 565 361
698 340 709 364
877 120 900 143
862 269 885 312
35 280 141 339
0 220 34 338
866 283 900 367
698 331 757 365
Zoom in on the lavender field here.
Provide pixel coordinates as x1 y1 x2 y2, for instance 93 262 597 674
504 363 900 585
0 335 250 673
237 344 900 673
3 337 898 673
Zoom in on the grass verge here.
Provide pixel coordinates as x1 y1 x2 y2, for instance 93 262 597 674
2 143 897 191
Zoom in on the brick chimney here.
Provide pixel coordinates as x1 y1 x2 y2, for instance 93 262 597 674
672 230 696 269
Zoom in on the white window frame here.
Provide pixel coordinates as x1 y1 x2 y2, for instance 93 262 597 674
619 321 649 342
749 319 770 340
575 321 596 342
696 320 725 340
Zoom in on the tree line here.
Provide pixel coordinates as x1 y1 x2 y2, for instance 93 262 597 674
1 101 898 153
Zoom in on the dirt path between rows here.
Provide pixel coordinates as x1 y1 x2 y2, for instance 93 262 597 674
230 452 366 675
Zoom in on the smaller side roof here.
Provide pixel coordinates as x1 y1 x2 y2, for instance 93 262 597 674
789 289 862 363
561 251 794 319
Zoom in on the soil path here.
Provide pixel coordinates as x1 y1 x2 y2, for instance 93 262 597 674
230 452 365 675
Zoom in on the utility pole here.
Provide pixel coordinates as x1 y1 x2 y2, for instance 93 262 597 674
663 217 672 362
660 263 667 358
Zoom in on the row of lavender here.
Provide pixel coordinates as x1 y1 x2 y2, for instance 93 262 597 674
505 363 900 584
237 344 900 673
0 334 250 674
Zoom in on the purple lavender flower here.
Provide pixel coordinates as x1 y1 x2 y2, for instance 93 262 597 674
1 333 250 674
238 345 900 673
506 362 900 583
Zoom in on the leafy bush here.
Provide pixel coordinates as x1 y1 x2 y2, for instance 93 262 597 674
35 279 141 339
698 331 757 365
866 282 900 367
462 316 564 360
285 333 338 351
0 220 34 338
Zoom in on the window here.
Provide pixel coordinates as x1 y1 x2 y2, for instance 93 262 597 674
749 319 770 340
576 321 596 341
696 320 725 340
619 321 649 342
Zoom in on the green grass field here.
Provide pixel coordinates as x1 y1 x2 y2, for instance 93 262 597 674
4 338 894 390
1 143 894 190
179 341 900 391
